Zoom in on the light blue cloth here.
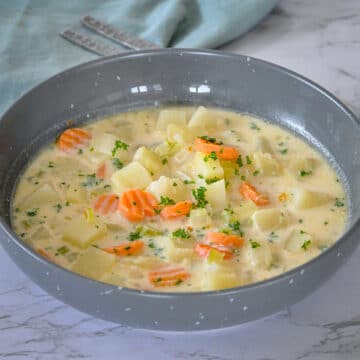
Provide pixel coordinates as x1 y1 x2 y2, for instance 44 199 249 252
0 0 278 115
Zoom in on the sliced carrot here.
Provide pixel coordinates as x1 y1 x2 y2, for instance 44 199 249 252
37 248 54 261
149 266 190 287
94 194 119 215
118 189 158 222
205 232 244 248
239 181 269 206
102 240 144 256
57 128 91 153
96 163 107 179
195 243 233 260
161 201 192 219
194 137 239 161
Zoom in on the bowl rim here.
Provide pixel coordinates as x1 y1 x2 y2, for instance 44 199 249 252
1 48 359 298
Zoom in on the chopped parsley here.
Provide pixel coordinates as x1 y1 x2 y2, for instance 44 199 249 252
192 187 208 208
26 209 38 217
278 148 288 155
250 122 260 131
324 221 329 226
129 230 142 241
268 231 278 242
159 196 175 206
335 198 345 207
199 136 223 145
250 240 261 248
77 149 83 155
236 155 243 167
204 151 218 162
112 158 123 169
48 161 55 168
148 241 155 249
175 279 183 286
253 170 260 176
205 176 220 184
57 246 69 255
228 220 244 236
246 155 252 165
298 219 303 223
162 158 168 165
172 228 191 239
173 182 177 187
183 180 195 185
299 169 312 177
111 140 129 156
301 240 311 251
81 173 101 187
54 204 62 213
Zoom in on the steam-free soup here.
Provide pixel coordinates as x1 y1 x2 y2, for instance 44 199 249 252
12 106 347 292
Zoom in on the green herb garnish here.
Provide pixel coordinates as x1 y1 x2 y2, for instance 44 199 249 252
267 231 278 242
278 148 288 155
253 170 260 176
183 180 195 185
335 198 345 207
250 122 260 131
204 151 218 162
57 246 69 255
246 155 252 165
129 230 142 241
54 204 62 213
48 161 55 168
250 240 261 248
81 173 101 187
159 196 175 206
236 155 243 167
26 209 38 217
301 240 311 251
111 140 129 156
112 158 123 169
299 169 312 177
162 158 168 165
192 187 208 208
199 136 223 145
205 177 220 184
172 228 191 239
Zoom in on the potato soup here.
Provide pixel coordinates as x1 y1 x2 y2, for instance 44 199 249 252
11 106 347 292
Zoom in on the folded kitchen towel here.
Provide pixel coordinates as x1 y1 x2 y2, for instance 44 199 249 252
0 0 278 115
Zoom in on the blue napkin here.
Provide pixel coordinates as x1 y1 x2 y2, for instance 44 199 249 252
0 0 278 115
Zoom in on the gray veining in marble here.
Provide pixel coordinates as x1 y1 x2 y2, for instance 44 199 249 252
1 0 360 359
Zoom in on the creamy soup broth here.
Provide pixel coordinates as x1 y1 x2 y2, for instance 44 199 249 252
11 106 347 292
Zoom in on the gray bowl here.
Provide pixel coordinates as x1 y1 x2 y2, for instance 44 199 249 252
0 49 359 331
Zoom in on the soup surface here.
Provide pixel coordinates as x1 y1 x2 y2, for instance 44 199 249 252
12 106 347 292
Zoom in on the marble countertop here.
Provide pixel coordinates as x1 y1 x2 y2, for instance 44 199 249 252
1 0 360 359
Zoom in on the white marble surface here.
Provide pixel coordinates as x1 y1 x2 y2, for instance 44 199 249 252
1 0 360 359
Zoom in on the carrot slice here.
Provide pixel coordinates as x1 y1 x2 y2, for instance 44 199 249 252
94 194 119 215
195 243 233 260
118 189 158 222
102 240 144 256
239 182 269 206
149 266 190 287
37 248 54 262
57 128 91 153
161 201 192 219
96 163 107 179
194 137 239 161
205 232 244 248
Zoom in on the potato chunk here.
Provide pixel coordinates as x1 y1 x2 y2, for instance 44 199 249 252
252 152 280 176
252 208 283 231
22 184 60 209
245 241 272 268
156 110 187 130
290 157 316 177
189 208 211 228
90 133 130 161
65 186 87 204
147 176 190 202
285 230 313 251
111 161 152 193
223 201 257 225
188 106 217 129
63 217 107 248
203 264 240 291
167 124 191 144
205 179 227 213
163 237 195 262
292 188 331 209
133 146 162 176
71 246 115 279
191 152 224 181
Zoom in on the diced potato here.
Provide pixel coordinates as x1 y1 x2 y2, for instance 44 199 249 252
290 157 316 177
188 106 217 129
256 136 273 154
163 237 195 262
154 141 182 158
189 208 211 228
101 272 126 286
285 230 313 251
90 133 130 162
133 146 163 176
291 188 331 209
191 152 224 181
245 241 272 268
147 176 191 202
252 152 280 176
82 151 110 167
252 208 284 231
224 201 257 225
111 161 152 193
221 160 239 180
167 124 190 144
156 110 187 131
63 217 107 248
65 186 87 204
31 225 54 241
71 246 115 279
172 148 193 165
203 264 240 291
22 184 60 209
205 179 227 213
